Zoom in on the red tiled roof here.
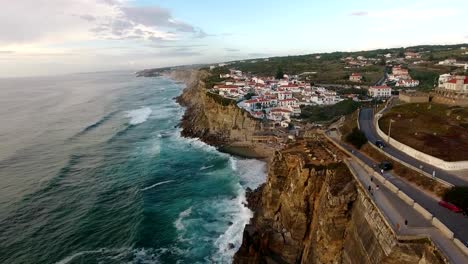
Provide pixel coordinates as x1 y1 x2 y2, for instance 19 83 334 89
447 76 468 84
218 85 238 89
270 108 292 113
280 84 299 88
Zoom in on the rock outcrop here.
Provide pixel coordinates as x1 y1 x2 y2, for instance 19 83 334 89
233 144 446 264
175 70 273 158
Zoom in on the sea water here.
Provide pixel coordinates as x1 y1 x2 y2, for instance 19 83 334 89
0 71 266 264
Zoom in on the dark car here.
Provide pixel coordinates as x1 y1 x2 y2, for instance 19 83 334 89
375 140 386 148
378 161 393 171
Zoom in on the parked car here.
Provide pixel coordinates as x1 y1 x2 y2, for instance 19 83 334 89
438 201 462 213
375 140 386 148
378 161 393 171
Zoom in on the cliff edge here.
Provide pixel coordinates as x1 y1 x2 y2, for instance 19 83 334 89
174 70 274 158
234 137 445 264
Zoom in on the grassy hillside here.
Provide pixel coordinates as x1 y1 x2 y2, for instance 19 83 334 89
379 103 468 161
300 99 361 123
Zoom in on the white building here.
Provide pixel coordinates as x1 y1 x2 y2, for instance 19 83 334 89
395 79 420 88
438 74 452 88
368 86 392 98
443 76 468 91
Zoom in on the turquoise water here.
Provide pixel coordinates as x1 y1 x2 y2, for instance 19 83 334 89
0 72 266 264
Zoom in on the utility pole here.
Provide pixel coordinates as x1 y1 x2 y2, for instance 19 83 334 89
387 119 395 143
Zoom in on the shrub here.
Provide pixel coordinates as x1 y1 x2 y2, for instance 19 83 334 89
345 128 368 149
443 187 468 214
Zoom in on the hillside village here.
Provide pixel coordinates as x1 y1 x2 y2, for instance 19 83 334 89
205 45 468 128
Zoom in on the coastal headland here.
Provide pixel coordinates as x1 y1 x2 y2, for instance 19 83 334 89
168 69 449 264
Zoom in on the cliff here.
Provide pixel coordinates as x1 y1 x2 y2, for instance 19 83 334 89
170 69 444 264
234 138 445 264
174 70 274 158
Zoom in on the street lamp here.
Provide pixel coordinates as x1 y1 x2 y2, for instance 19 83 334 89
387 119 395 143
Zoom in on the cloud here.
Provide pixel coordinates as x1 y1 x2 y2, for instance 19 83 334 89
150 44 208 49
0 0 205 46
225 48 240 52
79 14 96 22
350 11 368 16
120 6 195 33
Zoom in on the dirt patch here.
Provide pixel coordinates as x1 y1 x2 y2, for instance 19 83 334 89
361 143 448 197
379 103 468 161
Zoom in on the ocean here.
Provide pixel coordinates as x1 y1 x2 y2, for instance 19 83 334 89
0 72 266 264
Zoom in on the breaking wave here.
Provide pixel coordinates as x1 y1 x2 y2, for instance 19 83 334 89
125 107 152 125
141 180 174 192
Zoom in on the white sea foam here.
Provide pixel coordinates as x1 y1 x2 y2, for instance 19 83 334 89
199 165 215 171
125 107 152 125
56 248 131 264
212 184 253 263
229 156 238 171
175 206 192 231
141 180 174 191
236 158 268 190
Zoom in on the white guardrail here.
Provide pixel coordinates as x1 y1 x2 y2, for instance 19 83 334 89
324 134 468 258
374 98 468 171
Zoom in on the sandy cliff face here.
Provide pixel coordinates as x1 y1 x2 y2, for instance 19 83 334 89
234 148 445 264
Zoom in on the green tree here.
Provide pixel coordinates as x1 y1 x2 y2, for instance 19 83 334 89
345 128 368 149
276 67 284 80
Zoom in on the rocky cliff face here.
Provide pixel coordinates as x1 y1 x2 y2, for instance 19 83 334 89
174 70 272 158
170 69 444 264
234 145 445 264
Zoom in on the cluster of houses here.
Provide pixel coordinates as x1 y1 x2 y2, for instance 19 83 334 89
388 66 420 88
211 69 347 127
342 56 379 68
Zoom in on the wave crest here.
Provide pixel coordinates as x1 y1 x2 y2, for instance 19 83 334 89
125 107 152 125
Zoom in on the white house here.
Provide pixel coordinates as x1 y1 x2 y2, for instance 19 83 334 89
443 76 468 91
278 98 298 107
395 79 420 88
368 86 392 98
438 73 452 87
277 91 293 100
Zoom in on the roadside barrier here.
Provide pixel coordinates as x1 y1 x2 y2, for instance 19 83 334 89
432 217 454 239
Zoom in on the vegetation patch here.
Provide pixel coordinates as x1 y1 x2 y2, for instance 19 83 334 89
345 128 367 149
379 103 468 161
205 91 236 106
300 100 361 123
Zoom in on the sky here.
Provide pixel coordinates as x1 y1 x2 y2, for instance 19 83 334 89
0 0 467 77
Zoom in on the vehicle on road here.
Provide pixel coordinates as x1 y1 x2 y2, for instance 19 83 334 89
375 140 386 148
378 161 393 171
438 201 462 213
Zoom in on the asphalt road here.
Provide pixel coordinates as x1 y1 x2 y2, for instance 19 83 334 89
330 137 468 243
348 159 468 263
359 108 468 186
